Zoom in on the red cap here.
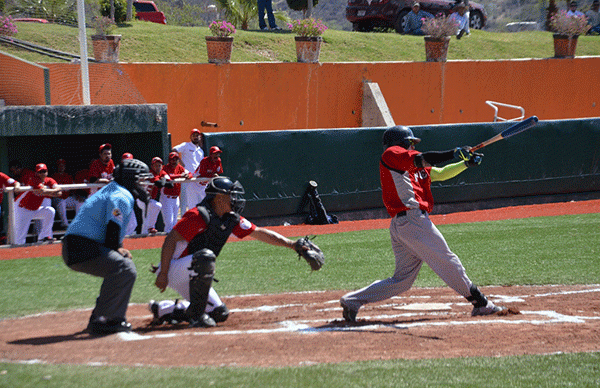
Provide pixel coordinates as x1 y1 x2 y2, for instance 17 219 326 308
122 152 133 160
36 163 48 172
57 159 66 165
151 157 163 164
99 143 112 153
168 151 180 160
209 146 222 155
191 128 201 135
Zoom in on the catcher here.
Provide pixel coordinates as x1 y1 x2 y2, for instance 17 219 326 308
150 176 324 328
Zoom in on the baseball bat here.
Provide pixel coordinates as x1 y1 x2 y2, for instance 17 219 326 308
471 116 538 152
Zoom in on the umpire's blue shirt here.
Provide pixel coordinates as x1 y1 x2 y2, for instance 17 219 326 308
65 181 134 244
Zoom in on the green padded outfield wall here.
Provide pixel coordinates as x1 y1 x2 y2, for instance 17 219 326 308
204 118 600 221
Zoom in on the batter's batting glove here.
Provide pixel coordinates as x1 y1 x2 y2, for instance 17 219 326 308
465 152 483 167
454 146 473 162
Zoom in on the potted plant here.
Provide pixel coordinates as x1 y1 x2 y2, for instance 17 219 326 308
288 18 327 63
421 14 459 62
91 16 121 63
549 10 591 58
206 20 236 64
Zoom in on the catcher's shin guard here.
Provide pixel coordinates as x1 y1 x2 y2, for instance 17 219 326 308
187 248 216 322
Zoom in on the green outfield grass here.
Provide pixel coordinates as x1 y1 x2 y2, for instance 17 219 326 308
1 213 599 386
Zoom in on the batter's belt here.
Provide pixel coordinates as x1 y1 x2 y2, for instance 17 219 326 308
396 209 427 217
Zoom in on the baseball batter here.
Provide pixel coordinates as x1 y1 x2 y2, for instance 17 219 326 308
340 125 504 322
150 176 320 328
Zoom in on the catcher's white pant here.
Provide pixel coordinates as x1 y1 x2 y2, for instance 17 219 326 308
341 209 473 310
56 196 83 227
14 203 55 245
160 193 180 233
156 253 224 315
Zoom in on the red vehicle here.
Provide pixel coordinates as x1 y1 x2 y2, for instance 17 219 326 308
346 0 486 33
133 1 167 24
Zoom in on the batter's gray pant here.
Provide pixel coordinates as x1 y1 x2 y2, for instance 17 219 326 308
62 238 137 322
341 209 473 309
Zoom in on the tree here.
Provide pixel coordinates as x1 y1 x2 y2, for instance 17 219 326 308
214 0 257 30
286 0 318 17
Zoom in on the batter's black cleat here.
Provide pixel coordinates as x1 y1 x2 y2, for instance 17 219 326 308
189 313 216 328
340 300 358 323
208 304 230 323
471 301 504 316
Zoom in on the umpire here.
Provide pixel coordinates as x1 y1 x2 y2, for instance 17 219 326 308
62 159 153 335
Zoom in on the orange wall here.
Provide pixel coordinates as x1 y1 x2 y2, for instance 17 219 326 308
0 51 47 105
1 52 599 146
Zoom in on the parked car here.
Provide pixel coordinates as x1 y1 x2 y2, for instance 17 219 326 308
346 0 487 33
133 0 167 24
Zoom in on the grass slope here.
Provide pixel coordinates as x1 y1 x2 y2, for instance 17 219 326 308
1 213 599 386
2 20 600 63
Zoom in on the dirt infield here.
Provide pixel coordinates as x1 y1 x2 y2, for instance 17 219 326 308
1 200 599 367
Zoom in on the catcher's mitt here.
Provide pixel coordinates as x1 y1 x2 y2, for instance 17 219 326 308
294 236 325 271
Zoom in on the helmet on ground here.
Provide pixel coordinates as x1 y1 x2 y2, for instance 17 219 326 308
113 159 153 204
204 176 246 213
382 125 421 149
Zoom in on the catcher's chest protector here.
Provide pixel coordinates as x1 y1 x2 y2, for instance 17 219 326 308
187 206 240 257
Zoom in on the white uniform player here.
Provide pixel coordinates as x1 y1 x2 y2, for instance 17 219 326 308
150 176 301 328
172 129 204 215
340 126 504 322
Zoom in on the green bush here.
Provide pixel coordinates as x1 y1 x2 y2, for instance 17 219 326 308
99 0 128 23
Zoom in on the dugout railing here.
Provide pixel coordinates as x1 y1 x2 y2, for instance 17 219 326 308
2 177 209 246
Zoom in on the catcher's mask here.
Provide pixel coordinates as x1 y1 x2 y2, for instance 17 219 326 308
382 125 421 149
113 159 153 204
204 176 246 214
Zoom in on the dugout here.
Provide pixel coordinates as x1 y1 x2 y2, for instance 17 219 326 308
204 118 600 225
0 104 169 237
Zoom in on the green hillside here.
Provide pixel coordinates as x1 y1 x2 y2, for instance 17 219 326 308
1 20 599 63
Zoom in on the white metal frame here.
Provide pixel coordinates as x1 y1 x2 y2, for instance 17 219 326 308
485 100 525 122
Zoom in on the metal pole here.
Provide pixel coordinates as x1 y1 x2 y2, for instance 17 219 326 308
76 0 91 105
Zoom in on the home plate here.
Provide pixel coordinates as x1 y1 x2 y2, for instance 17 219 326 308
394 303 452 311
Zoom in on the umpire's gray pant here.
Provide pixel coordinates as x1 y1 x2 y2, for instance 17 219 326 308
62 238 137 322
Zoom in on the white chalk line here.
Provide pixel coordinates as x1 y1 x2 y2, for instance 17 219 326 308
119 286 600 341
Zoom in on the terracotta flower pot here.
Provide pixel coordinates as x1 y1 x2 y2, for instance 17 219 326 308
295 36 322 63
553 34 578 58
91 35 121 63
205 36 234 64
424 36 451 62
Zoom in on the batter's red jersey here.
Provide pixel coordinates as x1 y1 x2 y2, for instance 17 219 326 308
19 176 58 211
195 157 223 178
162 164 187 197
89 159 115 181
51 172 73 199
0 172 17 203
380 145 434 217
174 207 256 259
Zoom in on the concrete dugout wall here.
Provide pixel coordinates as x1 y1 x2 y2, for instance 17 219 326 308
1 52 600 146
205 118 600 223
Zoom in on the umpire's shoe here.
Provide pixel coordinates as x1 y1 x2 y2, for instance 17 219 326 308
340 299 358 323
87 317 132 335
189 313 216 328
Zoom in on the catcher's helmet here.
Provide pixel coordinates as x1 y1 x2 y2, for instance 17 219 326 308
382 125 421 149
204 176 246 213
113 159 153 204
